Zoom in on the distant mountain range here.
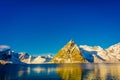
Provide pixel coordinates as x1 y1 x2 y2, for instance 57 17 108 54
0 45 53 64
0 40 120 64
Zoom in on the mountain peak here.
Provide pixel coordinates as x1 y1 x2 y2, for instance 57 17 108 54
63 39 76 50
50 40 85 63
68 39 74 44
0 45 10 52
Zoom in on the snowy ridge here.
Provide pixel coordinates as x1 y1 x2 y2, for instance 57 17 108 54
80 43 120 63
0 45 10 52
0 45 53 64
0 42 120 64
19 53 53 64
106 43 120 62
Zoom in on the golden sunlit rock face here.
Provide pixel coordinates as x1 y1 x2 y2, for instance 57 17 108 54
56 64 83 80
50 40 85 63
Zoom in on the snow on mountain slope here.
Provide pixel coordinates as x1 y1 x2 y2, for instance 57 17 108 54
31 56 46 64
79 45 107 63
106 43 120 62
80 43 120 63
19 52 52 64
1 42 120 64
19 53 46 64
0 46 53 64
0 46 22 64
0 45 10 52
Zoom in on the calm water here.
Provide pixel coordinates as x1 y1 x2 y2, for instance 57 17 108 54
0 63 120 80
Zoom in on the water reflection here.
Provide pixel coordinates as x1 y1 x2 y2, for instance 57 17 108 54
0 64 120 80
32 67 46 73
56 64 83 80
0 64 60 80
82 64 120 80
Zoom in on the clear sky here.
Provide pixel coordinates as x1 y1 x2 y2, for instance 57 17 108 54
0 0 120 55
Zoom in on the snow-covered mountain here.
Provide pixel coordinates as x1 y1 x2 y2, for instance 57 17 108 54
0 45 10 52
0 41 120 64
80 45 108 63
0 45 53 64
0 45 21 64
106 43 120 62
80 43 120 63
19 52 52 64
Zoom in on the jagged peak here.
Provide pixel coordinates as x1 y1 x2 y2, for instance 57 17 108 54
50 39 85 63
63 39 79 50
79 45 104 51
68 39 75 44
0 45 10 52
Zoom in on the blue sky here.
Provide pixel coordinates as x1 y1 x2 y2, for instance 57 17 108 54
0 0 120 55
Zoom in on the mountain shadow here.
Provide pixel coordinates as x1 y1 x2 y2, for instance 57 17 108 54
80 48 105 62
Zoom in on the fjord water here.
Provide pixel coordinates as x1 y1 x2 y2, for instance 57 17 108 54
0 64 120 80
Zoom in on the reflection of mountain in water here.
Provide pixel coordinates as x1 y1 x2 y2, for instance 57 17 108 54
82 64 120 80
56 64 83 80
0 64 60 80
0 64 120 80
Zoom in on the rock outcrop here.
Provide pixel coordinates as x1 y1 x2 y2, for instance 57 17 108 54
50 40 85 63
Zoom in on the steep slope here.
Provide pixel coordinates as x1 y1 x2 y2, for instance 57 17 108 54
0 45 10 52
0 45 22 64
80 45 109 63
50 40 85 63
19 52 52 64
30 56 46 64
80 43 120 63
19 52 46 64
19 52 31 64
1 42 120 64
106 43 120 62
0 45 53 64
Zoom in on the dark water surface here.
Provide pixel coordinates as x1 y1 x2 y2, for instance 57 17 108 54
0 63 120 80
